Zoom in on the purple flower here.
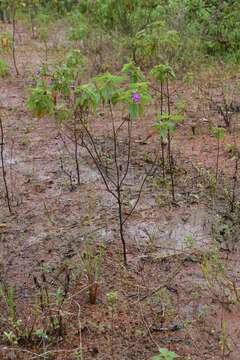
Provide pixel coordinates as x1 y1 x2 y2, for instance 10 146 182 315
35 68 40 76
48 78 53 86
131 92 141 103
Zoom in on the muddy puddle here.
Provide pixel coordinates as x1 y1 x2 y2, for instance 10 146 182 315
127 207 212 255
0 153 19 167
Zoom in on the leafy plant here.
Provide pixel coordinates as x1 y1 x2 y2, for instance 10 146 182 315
152 64 183 202
151 347 179 360
81 242 105 304
27 86 55 117
0 57 9 77
201 246 240 304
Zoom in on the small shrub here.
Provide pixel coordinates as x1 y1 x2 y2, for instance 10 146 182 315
27 87 55 117
0 58 9 77
151 347 179 360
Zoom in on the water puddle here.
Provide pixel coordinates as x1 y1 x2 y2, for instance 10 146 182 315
128 207 211 255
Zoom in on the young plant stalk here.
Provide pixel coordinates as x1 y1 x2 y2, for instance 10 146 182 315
151 64 182 203
0 117 12 214
73 113 81 186
160 81 165 178
166 78 175 202
80 109 148 266
211 127 225 185
81 242 104 304
27 63 155 266
230 148 239 212
109 101 128 265
11 5 19 76
65 67 154 266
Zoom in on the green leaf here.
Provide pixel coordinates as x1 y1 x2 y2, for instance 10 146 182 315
93 72 124 103
210 126 225 141
152 122 168 138
35 329 48 341
151 347 178 360
27 87 55 118
150 64 176 83
171 114 184 122
75 83 100 111
122 61 145 83
159 347 178 359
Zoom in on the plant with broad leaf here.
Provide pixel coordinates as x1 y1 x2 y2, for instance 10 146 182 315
27 49 85 186
122 61 145 84
81 69 155 265
151 347 179 360
27 62 156 265
133 21 180 66
73 70 154 265
27 86 55 117
151 64 183 202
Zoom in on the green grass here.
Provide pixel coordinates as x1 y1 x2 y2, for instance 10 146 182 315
0 58 9 78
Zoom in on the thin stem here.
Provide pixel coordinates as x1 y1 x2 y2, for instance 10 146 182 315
109 102 120 189
122 152 159 226
160 81 165 178
44 40 48 62
118 193 127 265
0 117 12 214
12 7 19 76
120 119 132 187
166 78 175 202
109 102 128 265
73 119 80 185
81 137 118 201
216 137 220 184
231 155 239 213
29 6 36 39
81 120 117 187
161 139 165 178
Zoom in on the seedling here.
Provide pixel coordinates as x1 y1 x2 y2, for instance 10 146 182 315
151 348 179 360
74 349 83 360
0 57 9 77
151 64 171 179
145 226 158 248
0 283 25 344
80 242 105 304
33 262 71 338
184 234 197 249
